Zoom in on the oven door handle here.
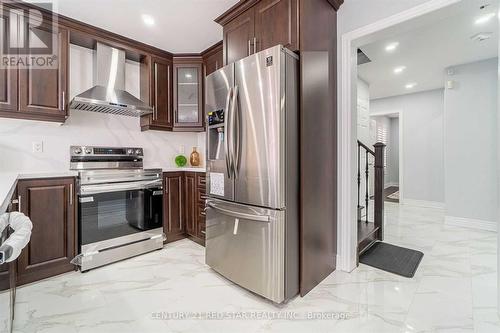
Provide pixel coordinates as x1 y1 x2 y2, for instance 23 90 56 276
80 180 163 195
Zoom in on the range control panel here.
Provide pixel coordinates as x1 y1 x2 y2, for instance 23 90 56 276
70 146 143 157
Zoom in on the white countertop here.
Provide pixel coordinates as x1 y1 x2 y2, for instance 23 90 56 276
149 167 206 173
0 172 78 215
0 167 206 214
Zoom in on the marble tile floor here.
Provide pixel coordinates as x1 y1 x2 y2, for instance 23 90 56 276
8 202 500 333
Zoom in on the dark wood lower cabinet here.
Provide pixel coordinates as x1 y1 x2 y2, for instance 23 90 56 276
163 172 186 243
163 172 206 246
16 177 76 286
184 173 197 236
185 172 206 245
0 188 17 292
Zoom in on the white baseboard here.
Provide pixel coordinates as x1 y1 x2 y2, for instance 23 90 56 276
385 182 399 188
445 216 497 232
401 199 445 209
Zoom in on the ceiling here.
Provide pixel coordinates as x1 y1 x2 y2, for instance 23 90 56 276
28 0 239 53
357 0 499 99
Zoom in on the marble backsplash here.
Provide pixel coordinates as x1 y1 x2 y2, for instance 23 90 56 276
0 110 205 173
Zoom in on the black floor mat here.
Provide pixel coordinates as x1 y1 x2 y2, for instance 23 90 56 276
359 242 424 278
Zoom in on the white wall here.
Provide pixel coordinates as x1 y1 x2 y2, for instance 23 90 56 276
444 58 498 224
370 115 399 187
371 89 445 203
0 45 203 173
388 117 400 185
357 78 370 144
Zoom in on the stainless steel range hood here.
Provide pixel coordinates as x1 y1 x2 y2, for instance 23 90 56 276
70 43 153 117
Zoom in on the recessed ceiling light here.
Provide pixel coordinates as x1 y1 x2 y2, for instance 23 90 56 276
385 42 399 52
142 14 155 26
475 12 496 25
393 66 407 74
405 83 417 89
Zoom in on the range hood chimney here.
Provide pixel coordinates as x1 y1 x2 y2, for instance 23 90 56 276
70 43 153 117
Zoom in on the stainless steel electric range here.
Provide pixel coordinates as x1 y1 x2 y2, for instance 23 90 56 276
70 146 164 271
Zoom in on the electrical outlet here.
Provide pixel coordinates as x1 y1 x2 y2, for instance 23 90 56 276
32 141 43 153
179 145 185 154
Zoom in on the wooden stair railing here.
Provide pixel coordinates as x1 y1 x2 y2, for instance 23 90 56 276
357 140 386 256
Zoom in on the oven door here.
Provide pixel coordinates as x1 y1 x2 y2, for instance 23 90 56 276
79 181 163 247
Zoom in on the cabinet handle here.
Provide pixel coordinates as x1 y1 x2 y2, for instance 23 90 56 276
253 37 257 54
167 64 171 124
248 39 251 55
154 63 158 121
69 184 73 206
179 183 183 230
62 91 65 111
17 195 21 212
201 230 206 235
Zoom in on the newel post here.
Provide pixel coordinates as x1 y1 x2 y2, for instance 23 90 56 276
374 142 386 241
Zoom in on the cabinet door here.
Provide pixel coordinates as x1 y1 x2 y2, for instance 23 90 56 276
204 48 224 77
18 23 68 121
163 172 185 242
197 206 206 240
223 8 255 65
0 189 17 292
0 11 18 113
17 178 76 285
196 174 207 240
254 0 298 52
173 63 203 129
184 172 197 237
151 57 173 129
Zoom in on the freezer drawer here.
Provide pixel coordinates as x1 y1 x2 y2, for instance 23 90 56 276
205 199 286 303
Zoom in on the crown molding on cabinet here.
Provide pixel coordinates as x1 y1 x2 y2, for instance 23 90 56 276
215 0 343 26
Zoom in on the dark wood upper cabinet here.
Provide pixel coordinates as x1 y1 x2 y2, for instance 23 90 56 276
223 8 255 65
16 177 76 286
141 55 173 131
18 23 69 121
254 0 298 52
173 59 204 131
202 42 224 77
0 5 69 123
0 67 18 113
163 172 186 243
219 0 298 65
0 12 18 113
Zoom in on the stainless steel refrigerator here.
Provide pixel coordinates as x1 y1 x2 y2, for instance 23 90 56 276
205 45 299 303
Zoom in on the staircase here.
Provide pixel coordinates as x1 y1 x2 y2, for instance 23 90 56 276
357 140 386 257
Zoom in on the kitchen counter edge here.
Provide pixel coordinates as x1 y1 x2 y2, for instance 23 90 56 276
0 172 78 215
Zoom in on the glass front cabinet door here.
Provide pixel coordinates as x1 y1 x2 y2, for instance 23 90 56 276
173 61 204 131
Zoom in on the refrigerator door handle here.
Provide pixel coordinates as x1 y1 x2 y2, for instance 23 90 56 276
230 85 240 179
207 202 270 223
224 87 233 179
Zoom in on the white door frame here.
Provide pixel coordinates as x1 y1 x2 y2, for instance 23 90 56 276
337 0 462 272
370 111 404 202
